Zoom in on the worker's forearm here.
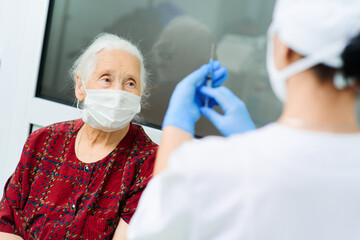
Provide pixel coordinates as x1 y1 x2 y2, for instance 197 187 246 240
0 232 24 240
153 126 193 176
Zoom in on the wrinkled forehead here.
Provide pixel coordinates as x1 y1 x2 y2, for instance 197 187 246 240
93 49 141 76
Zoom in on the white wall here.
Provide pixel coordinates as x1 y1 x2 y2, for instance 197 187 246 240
0 0 28 194
0 0 4 69
0 0 49 197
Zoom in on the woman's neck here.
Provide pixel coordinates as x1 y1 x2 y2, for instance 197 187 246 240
80 123 130 147
279 71 359 133
75 123 130 163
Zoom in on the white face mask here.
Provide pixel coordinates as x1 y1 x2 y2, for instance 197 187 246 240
266 24 347 102
78 83 141 132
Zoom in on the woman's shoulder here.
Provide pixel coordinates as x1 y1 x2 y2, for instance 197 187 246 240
131 123 159 149
29 119 81 143
18 119 81 170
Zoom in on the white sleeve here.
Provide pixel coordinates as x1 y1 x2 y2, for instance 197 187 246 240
127 147 195 240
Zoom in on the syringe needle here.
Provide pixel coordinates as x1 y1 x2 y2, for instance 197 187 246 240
205 43 216 107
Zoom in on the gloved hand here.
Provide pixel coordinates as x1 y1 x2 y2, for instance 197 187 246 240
162 61 228 135
199 86 255 136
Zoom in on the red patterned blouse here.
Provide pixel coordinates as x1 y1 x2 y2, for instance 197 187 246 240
0 119 158 239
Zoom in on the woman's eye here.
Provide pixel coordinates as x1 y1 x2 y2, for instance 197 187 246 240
126 80 136 87
102 78 111 83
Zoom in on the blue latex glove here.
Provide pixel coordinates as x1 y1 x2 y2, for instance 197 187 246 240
199 86 255 136
162 61 228 135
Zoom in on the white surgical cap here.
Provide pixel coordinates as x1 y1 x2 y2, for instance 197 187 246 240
272 0 360 68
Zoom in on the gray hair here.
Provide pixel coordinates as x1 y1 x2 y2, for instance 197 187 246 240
71 33 148 93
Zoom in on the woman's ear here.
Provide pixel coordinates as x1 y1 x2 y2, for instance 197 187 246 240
75 75 86 101
274 34 303 70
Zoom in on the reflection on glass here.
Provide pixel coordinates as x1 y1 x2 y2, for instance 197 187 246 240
141 15 218 135
38 0 289 136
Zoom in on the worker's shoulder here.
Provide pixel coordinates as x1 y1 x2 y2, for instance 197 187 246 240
171 124 279 173
227 123 282 148
185 123 279 154
131 123 158 149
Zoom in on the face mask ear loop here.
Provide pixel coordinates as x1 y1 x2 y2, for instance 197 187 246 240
82 80 88 95
77 99 81 110
277 42 345 81
268 22 345 81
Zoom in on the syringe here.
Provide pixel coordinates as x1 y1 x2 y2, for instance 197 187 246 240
205 43 216 107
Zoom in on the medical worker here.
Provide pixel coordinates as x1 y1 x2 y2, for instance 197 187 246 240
127 0 360 239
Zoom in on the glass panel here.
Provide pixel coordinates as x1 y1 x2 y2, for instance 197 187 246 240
37 0 282 136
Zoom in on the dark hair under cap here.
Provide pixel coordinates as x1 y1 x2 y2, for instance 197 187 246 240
342 32 360 82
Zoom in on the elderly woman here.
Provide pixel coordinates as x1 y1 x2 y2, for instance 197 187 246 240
0 33 157 239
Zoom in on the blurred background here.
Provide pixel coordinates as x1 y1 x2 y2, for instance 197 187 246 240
38 0 281 136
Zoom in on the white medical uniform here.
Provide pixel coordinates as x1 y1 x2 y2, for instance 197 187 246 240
128 124 360 240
